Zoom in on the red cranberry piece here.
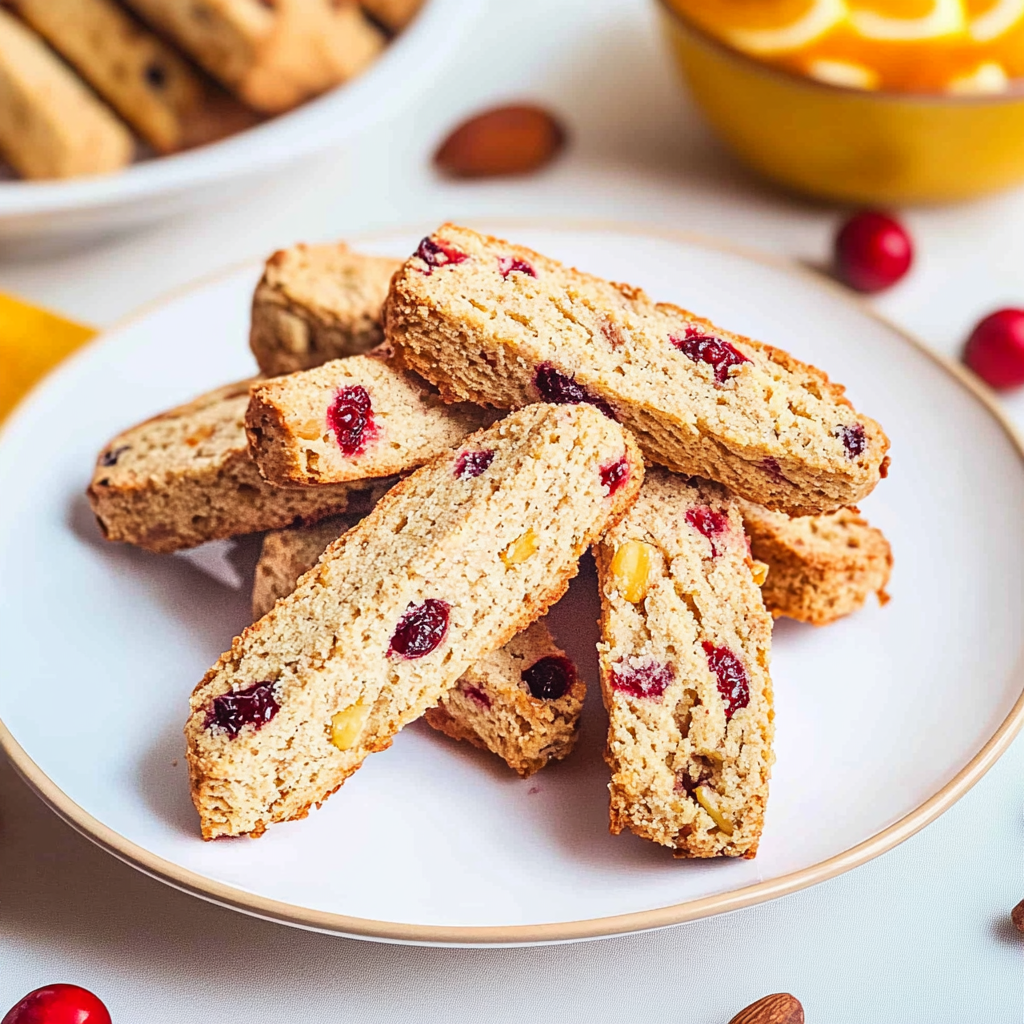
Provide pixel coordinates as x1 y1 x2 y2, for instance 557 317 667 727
702 642 749 721
834 210 913 293
835 423 867 458
462 684 491 710
207 681 279 736
454 448 494 478
522 655 575 700
685 505 729 555
761 457 785 482
600 456 630 495
533 363 615 418
389 599 450 659
498 256 536 279
415 236 468 274
327 385 375 456
671 327 750 385
3 985 112 1024
962 308 1024 390
610 660 674 699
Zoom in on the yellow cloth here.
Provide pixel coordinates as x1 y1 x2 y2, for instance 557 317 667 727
0 292 96 423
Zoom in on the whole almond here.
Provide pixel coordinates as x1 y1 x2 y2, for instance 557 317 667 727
434 104 566 179
728 993 804 1024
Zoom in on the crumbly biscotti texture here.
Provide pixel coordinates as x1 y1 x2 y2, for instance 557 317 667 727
250 244 401 375
738 500 892 626
0 9 133 180
122 0 384 113
252 519 585 777
87 380 393 553
360 0 424 31
246 354 492 486
384 224 891 517
7 0 255 154
595 468 774 858
186 403 643 839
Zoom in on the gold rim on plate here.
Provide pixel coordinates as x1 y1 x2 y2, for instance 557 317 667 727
2 219 1023 945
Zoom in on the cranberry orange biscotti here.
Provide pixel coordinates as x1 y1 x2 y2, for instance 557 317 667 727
384 224 890 516
186 403 643 839
738 500 892 626
250 244 401 375
252 518 586 777
595 468 774 858
246 354 492 486
87 381 393 553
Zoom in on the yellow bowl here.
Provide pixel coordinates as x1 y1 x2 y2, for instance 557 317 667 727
655 0 1024 205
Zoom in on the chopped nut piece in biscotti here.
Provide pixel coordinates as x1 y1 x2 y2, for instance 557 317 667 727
87 381 394 553
595 468 774 858
186 403 643 839
384 223 890 516
738 500 892 626
253 518 585 776
246 354 492 486
250 243 401 375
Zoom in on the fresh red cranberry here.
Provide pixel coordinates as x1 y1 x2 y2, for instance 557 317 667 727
462 684 491 710
327 385 376 456
454 448 494 478
685 506 729 553
2 985 111 1024
834 210 913 293
207 681 279 736
522 655 575 700
533 363 615 418
415 236 468 274
600 456 630 495
702 643 749 721
761 457 785 482
498 256 536 279
671 327 750 385
389 599 450 658
962 309 1024 390
610 661 674 699
835 423 867 458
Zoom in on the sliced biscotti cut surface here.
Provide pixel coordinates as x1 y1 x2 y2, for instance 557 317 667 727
739 500 892 626
246 354 492 486
186 403 643 839
595 468 774 858
87 381 392 553
250 243 400 375
384 223 889 516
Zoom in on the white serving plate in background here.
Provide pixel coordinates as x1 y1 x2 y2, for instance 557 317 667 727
1 224 1022 945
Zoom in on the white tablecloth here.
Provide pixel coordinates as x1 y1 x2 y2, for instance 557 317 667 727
2 1 1023 1019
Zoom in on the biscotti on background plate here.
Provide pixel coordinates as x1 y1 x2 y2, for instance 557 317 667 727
384 223 890 516
595 468 774 858
186 403 643 839
253 518 586 778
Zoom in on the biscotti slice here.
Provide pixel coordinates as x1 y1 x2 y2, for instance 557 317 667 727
595 468 774 858
252 518 586 776
360 0 424 31
739 500 892 626
6 0 256 154
0 9 133 180
186 403 643 839
87 380 393 554
250 244 401 375
384 224 890 516
246 354 492 486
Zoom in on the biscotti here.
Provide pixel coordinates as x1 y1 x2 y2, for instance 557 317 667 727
250 244 401 375
360 0 424 31
246 354 492 486
88 380 393 553
384 224 890 516
739 500 892 626
186 403 643 839
252 518 586 777
0 9 134 180
6 0 255 154
595 468 774 858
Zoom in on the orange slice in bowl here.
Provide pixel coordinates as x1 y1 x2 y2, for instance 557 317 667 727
849 0 966 40
691 0 848 55
966 0 1024 40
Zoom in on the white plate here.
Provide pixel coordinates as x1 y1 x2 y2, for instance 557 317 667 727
2 224 1023 946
